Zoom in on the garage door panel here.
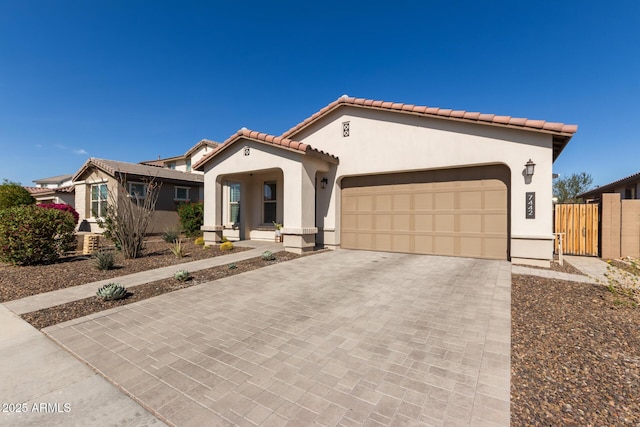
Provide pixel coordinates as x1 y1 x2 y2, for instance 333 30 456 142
435 192 455 210
460 214 482 233
414 214 433 232
341 166 508 260
435 214 455 232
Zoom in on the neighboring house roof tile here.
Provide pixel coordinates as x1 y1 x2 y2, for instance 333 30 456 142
577 171 640 199
281 96 578 160
25 185 74 196
32 174 74 185
193 128 339 171
139 139 221 166
73 158 204 183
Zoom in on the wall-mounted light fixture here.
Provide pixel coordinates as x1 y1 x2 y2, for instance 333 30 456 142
320 177 328 189
525 159 536 176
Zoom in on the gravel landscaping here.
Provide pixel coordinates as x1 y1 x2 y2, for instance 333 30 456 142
0 240 249 302
21 250 300 329
512 273 639 425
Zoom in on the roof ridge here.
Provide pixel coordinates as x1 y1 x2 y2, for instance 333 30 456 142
281 96 578 139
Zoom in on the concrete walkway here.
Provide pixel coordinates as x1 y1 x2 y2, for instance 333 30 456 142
0 241 280 427
0 303 166 426
512 256 608 285
5 241 283 315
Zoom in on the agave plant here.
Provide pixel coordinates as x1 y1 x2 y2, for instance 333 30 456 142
174 269 190 281
96 283 127 301
261 250 275 261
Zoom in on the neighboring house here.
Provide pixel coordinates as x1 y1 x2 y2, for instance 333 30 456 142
194 95 577 266
139 139 219 174
25 174 75 206
73 158 204 234
577 171 640 202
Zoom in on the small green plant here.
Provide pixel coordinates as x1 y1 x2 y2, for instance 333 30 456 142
261 250 275 261
228 263 237 269
272 221 283 230
163 229 180 243
221 236 229 243
174 269 190 281
220 241 234 251
93 249 116 271
170 239 186 258
194 236 205 246
96 283 127 301
177 202 204 238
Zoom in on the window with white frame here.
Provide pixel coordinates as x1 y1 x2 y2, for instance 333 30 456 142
263 181 277 224
186 158 191 172
128 182 146 199
175 186 190 201
90 183 108 218
229 182 240 224
168 162 176 170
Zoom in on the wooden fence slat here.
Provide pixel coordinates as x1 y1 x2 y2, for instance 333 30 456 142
554 203 598 256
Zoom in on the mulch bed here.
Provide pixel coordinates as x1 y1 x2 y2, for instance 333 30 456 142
512 274 640 425
0 240 249 302
21 251 300 329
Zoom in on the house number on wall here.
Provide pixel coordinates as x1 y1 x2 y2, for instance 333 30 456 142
526 192 535 219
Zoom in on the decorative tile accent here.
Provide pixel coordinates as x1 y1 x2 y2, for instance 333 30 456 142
342 121 350 137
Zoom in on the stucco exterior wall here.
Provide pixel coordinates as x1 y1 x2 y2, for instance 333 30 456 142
291 107 555 263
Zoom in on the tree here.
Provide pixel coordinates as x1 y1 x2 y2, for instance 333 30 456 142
0 179 35 210
97 176 161 259
553 172 594 203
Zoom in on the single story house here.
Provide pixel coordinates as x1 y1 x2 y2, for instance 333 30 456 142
577 171 640 202
73 158 204 234
25 173 76 206
194 96 577 266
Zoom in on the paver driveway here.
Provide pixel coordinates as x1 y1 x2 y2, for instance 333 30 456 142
45 250 511 426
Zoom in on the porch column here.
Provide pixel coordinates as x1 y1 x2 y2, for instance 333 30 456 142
201 174 224 244
281 163 317 254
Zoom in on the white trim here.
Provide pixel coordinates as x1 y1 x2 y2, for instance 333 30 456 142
174 186 190 201
128 182 147 199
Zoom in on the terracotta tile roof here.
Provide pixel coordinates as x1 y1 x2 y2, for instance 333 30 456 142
73 158 204 183
32 174 74 185
139 140 221 166
193 128 339 170
281 96 578 160
577 171 640 199
25 185 74 195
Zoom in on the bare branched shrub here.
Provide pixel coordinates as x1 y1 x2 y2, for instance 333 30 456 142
97 175 161 259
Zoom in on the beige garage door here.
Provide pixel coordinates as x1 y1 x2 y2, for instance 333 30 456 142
341 165 509 259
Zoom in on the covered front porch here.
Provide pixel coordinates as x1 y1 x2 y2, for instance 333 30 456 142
196 130 338 254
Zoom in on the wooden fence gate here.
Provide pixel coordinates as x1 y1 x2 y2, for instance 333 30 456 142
554 203 599 256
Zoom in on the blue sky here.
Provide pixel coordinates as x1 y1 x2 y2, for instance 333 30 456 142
1 1 638 188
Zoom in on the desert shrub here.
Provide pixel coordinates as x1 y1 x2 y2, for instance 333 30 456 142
221 236 228 243
194 236 205 246
37 203 79 224
261 250 275 261
0 204 76 265
170 239 186 258
0 179 35 210
174 269 190 281
96 283 127 301
96 176 160 259
162 229 180 243
93 249 116 270
228 263 237 269
177 202 203 238
220 241 234 251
